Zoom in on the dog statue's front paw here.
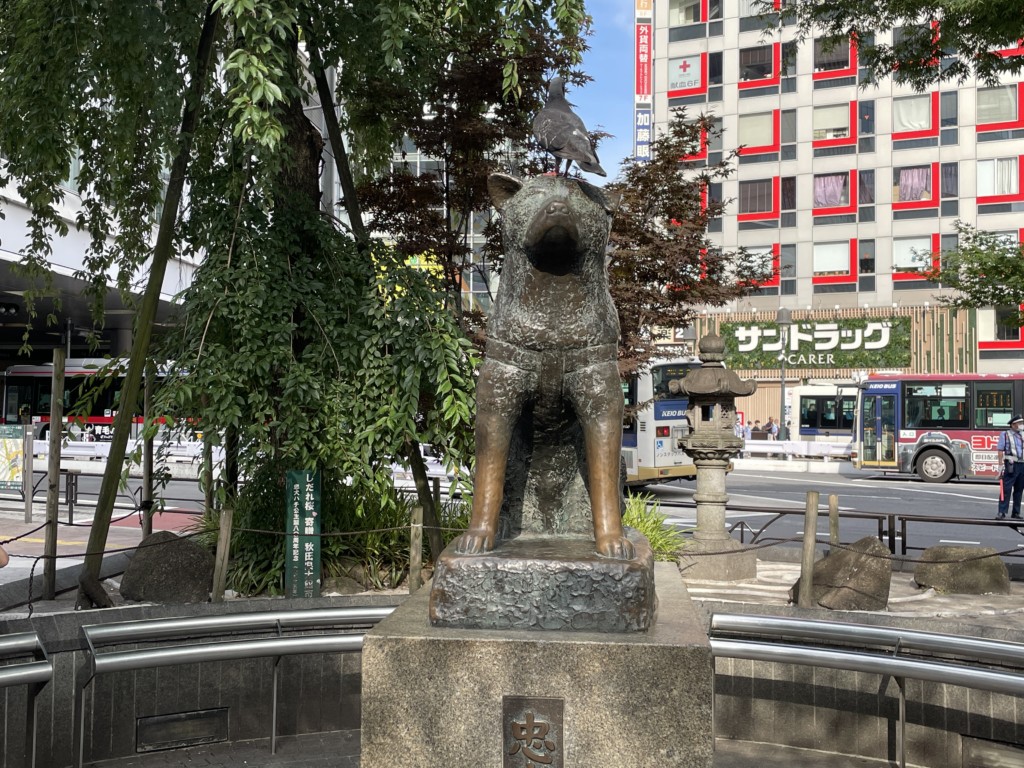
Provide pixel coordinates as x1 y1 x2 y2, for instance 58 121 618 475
452 529 496 555
595 534 635 561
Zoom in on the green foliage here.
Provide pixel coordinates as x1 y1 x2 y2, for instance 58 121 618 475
927 222 1024 328
605 110 772 376
187 457 475 594
622 493 687 561
780 0 1024 90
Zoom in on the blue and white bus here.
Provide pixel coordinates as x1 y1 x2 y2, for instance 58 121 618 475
621 358 700 487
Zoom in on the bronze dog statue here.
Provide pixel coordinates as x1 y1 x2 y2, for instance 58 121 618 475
453 173 632 560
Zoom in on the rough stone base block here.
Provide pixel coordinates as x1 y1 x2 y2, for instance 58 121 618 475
678 537 757 581
429 530 655 632
361 562 713 768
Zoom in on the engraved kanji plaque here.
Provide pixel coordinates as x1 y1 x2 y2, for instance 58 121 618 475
503 696 564 768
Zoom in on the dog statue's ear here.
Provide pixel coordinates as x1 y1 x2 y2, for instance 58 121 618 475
488 173 523 212
577 179 622 216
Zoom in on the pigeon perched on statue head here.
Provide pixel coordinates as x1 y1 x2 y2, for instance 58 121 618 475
532 76 606 178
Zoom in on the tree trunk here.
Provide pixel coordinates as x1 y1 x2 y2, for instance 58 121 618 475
406 440 445 562
77 2 221 607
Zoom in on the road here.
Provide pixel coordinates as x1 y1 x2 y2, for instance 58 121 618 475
641 467 1024 561
3 462 1023 590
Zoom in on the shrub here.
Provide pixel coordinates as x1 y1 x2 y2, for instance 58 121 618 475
622 493 687 561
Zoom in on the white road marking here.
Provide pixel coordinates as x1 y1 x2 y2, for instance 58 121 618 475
939 539 980 545
734 472 994 502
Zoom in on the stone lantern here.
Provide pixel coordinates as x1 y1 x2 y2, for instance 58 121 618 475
678 333 758 580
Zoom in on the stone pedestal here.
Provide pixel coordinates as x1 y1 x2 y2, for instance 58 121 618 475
429 530 655 632
361 562 714 768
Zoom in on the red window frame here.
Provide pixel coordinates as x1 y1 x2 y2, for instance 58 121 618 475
977 155 1024 204
812 170 858 217
737 109 781 156
892 161 940 210
667 52 707 98
976 82 1024 133
738 43 781 90
812 238 858 285
892 232 940 282
812 101 858 149
892 91 940 141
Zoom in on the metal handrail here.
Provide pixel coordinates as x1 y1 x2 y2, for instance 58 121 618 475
74 605 395 768
82 606 394 647
710 613 1024 667
0 631 51 768
709 613 1024 768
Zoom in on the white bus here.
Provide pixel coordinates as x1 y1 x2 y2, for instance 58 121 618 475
621 358 701 487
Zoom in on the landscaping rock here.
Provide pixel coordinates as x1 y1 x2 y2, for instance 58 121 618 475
914 545 1010 595
120 531 215 603
322 575 365 595
789 536 891 611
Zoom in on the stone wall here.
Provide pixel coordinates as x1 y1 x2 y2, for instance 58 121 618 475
704 604 1024 767
0 595 397 768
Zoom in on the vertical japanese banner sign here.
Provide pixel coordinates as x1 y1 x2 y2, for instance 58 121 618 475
634 108 653 162
635 23 652 103
0 425 24 490
286 470 321 598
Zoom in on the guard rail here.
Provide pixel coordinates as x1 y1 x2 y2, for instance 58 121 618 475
74 606 394 768
741 439 852 460
709 613 1024 768
0 631 51 768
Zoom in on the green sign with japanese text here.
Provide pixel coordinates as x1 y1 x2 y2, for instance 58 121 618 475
721 316 912 369
285 470 321 598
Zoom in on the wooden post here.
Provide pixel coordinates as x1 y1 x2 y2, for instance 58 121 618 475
21 406 33 523
202 436 214 514
141 361 155 539
211 504 234 603
43 349 66 601
828 494 840 548
410 505 423 594
798 490 820 609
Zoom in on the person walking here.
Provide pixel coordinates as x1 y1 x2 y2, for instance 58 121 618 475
997 415 1024 520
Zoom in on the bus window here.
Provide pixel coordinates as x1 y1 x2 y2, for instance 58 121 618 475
652 362 696 400
820 400 838 429
974 383 1013 428
840 398 855 430
799 398 818 429
904 384 967 429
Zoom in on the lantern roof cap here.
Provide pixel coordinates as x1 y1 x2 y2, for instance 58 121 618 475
680 333 758 398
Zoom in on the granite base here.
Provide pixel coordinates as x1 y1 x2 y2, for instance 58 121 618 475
361 562 714 768
429 530 655 632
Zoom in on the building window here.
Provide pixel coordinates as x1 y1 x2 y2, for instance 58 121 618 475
813 38 849 71
813 242 849 275
740 45 774 81
781 176 796 210
995 306 1021 341
940 91 958 126
859 101 875 135
738 112 773 147
739 179 774 214
781 41 797 77
669 0 701 25
940 162 958 197
892 236 931 272
859 239 875 274
977 157 1019 197
813 173 850 207
893 165 932 202
813 104 850 140
893 94 933 133
668 55 704 94
708 52 723 85
738 0 772 15
780 245 797 295
856 170 874 204
978 85 1017 124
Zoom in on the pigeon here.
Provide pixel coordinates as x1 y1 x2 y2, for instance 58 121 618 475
532 76 606 177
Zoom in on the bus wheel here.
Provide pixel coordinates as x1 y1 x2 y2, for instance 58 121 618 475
918 449 953 483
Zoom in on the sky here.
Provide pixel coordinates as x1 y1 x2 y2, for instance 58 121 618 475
568 0 637 184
